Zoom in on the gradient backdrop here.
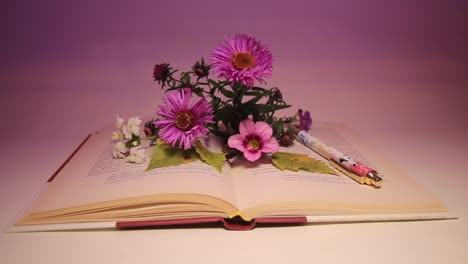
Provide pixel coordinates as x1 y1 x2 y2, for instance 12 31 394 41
0 0 467 198
1 1 468 262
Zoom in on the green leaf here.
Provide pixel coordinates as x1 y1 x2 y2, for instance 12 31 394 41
218 86 235 98
208 79 221 88
244 90 264 97
146 140 198 171
181 72 191 85
214 105 229 122
259 104 291 114
193 87 204 97
244 94 263 105
232 82 243 91
194 140 226 172
251 86 269 92
271 152 339 175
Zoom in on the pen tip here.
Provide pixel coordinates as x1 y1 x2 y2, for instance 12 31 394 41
366 171 383 188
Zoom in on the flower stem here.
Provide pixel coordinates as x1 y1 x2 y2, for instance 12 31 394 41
140 136 157 141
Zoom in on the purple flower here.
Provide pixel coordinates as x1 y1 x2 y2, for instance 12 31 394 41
211 34 273 87
153 63 170 81
155 88 213 149
153 63 172 88
298 109 312 131
192 58 210 79
228 119 279 162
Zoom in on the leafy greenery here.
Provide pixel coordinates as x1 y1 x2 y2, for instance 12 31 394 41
146 140 226 172
149 58 310 170
193 140 226 172
146 140 198 171
154 59 293 143
271 152 339 175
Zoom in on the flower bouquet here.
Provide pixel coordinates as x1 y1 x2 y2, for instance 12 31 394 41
112 34 334 175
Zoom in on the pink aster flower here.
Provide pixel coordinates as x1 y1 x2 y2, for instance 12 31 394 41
211 34 273 87
155 88 213 150
228 119 279 162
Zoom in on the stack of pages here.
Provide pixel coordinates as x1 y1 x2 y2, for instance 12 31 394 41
11 122 454 231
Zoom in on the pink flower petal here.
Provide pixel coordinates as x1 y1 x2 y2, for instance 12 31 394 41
254 121 273 141
156 89 213 149
166 91 182 110
211 34 273 86
228 118 278 162
239 119 256 136
244 150 262 162
181 88 191 109
261 137 279 153
228 134 246 152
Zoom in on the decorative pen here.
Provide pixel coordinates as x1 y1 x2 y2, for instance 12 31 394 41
297 130 382 188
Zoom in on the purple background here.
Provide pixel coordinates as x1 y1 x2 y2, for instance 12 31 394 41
0 0 467 159
1 2 468 261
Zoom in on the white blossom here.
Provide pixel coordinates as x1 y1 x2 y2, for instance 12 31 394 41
115 115 125 130
112 141 128 159
122 117 141 139
112 115 126 140
127 117 141 136
122 125 132 140
125 147 146 164
112 131 123 140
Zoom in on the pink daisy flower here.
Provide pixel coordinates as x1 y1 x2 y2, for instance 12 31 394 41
156 89 214 149
211 34 273 87
228 119 279 162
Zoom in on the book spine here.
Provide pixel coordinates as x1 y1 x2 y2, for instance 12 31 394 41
116 216 225 229
116 216 307 231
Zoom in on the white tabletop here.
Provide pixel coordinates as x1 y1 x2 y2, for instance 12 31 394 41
1 1 467 263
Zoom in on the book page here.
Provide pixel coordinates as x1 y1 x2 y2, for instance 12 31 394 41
29 126 237 213
232 122 447 217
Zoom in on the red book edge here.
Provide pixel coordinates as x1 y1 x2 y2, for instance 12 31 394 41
47 134 93 182
116 216 307 231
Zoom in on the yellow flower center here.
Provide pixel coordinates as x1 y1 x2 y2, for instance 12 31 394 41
247 138 261 150
232 52 256 70
175 111 194 131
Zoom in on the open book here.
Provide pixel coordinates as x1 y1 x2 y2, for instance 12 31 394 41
11 122 454 231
